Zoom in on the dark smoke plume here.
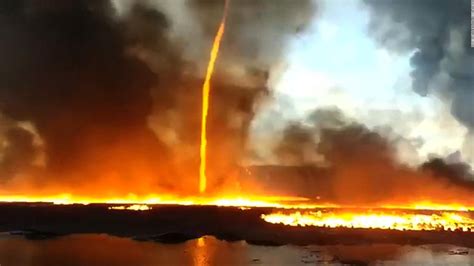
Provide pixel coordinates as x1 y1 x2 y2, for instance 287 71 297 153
363 0 474 132
0 0 316 195
0 0 179 194
273 108 474 205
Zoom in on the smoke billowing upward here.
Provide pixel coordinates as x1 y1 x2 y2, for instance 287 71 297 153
0 0 179 195
363 0 474 160
0 0 316 195
187 0 316 69
273 108 474 205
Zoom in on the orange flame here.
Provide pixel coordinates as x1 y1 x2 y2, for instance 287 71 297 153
261 210 474 232
0 193 472 212
199 0 229 193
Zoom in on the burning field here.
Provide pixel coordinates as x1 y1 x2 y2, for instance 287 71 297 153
262 210 474 232
0 1 473 263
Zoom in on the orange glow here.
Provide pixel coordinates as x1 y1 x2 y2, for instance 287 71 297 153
199 0 229 193
193 237 210 266
0 194 472 212
0 194 313 208
261 210 474 232
381 202 473 212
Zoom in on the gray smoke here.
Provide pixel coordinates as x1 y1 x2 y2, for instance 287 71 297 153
364 0 474 131
274 107 474 204
187 0 316 69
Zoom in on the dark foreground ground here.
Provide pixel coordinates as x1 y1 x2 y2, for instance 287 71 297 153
0 203 473 248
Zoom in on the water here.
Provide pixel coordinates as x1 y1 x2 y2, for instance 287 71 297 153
0 234 473 265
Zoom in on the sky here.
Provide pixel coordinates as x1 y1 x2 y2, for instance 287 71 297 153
252 0 470 166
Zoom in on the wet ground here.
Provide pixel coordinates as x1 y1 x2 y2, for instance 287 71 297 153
0 234 473 266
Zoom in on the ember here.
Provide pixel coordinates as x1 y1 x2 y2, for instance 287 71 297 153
108 205 151 211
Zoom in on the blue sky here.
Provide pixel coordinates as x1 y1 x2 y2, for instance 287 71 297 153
252 0 469 165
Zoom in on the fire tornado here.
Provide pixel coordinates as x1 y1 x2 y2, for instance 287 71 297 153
199 0 229 193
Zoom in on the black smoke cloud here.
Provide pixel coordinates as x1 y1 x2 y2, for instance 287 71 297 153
0 0 178 193
0 0 316 195
273 108 474 205
363 0 474 131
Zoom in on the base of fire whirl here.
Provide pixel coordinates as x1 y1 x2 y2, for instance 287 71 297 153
0 203 473 247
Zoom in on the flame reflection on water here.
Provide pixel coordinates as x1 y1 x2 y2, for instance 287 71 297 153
0 234 473 265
